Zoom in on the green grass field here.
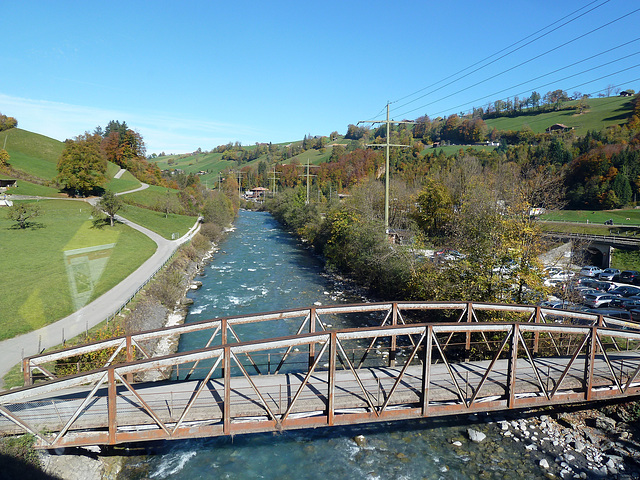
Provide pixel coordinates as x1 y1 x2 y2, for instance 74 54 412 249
484 96 634 136
541 208 640 225
424 145 497 156
0 200 156 340
0 128 63 180
5 180 65 197
119 203 198 239
104 169 142 193
121 184 181 208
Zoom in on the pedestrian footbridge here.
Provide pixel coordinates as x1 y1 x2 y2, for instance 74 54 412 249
4 302 640 449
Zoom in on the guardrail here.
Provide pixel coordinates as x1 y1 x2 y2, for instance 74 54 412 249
5 320 640 448
23 301 640 386
543 231 640 246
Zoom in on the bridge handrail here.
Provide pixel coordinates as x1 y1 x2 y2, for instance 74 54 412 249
544 230 640 245
4 320 640 449
23 301 640 385
7 320 640 403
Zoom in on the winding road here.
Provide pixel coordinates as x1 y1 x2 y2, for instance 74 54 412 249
0 171 201 386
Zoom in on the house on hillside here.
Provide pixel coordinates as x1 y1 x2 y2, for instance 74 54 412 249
546 123 572 133
620 90 635 97
0 179 16 192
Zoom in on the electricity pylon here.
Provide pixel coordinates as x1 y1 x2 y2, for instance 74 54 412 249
359 102 414 232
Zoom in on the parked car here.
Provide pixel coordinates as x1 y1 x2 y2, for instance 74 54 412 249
598 268 620 281
582 292 620 308
609 295 640 310
539 300 572 309
609 285 640 297
580 266 603 277
578 279 613 291
435 249 466 261
615 270 640 284
547 270 574 281
586 308 631 321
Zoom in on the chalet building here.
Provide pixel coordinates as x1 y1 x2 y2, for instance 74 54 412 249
0 179 17 192
620 90 635 97
546 123 571 133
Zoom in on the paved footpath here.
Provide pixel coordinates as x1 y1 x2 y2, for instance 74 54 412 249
0 182 201 387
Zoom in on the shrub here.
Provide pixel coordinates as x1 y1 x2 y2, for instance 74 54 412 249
0 435 42 474
200 222 223 242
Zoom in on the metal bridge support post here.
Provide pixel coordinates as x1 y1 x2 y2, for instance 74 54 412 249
125 336 133 384
223 345 231 434
533 307 541 354
465 303 473 361
108 368 116 445
389 303 398 367
309 308 316 370
421 326 433 417
221 319 228 379
585 327 597 401
507 324 519 408
23 358 31 386
328 332 336 426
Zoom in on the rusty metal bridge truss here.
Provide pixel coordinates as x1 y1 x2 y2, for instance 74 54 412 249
2 302 640 449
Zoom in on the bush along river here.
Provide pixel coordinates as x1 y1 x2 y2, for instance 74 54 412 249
118 210 639 480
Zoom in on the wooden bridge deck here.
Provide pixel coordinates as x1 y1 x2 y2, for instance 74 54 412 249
3 319 640 449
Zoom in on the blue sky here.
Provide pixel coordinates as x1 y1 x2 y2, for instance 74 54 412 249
1 0 638 154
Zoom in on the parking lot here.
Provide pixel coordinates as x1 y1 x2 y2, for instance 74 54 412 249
543 266 640 320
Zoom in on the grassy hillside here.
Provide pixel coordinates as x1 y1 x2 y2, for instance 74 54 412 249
484 96 634 135
0 128 64 179
0 199 156 339
0 127 196 342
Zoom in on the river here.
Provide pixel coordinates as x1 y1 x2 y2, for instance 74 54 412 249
118 210 559 479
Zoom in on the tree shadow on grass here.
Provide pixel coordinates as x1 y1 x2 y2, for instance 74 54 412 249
7 222 45 230
90 217 122 229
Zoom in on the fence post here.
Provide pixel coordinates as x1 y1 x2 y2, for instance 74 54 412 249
584 326 597 401
389 303 398 367
126 336 134 383
23 357 31 386
327 331 336 426
223 345 231 435
421 325 433 417
507 324 519 408
465 302 473 359
533 307 541 354
309 308 316 370
108 368 117 445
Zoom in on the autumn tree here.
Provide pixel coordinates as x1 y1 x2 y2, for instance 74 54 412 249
96 190 124 226
0 113 18 132
7 203 41 229
56 133 107 196
412 178 453 239
0 148 9 167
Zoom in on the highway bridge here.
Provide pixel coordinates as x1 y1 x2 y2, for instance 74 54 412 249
543 230 640 267
3 302 640 449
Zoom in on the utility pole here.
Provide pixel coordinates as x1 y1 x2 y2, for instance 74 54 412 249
235 171 245 199
297 158 318 205
359 102 414 233
269 166 280 197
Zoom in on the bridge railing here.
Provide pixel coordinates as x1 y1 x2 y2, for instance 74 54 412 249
3 321 640 448
22 301 640 386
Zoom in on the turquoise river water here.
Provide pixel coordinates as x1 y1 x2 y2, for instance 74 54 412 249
118 210 559 480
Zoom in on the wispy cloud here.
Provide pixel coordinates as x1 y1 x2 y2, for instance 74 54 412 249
0 94 264 153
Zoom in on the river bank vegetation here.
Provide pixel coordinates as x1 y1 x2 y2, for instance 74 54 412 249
262 93 639 303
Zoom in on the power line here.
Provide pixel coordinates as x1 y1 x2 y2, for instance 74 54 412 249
391 0 610 107
425 51 640 119
393 7 640 119
390 1 617 114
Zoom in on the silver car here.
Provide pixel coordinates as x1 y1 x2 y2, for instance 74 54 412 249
580 266 603 277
